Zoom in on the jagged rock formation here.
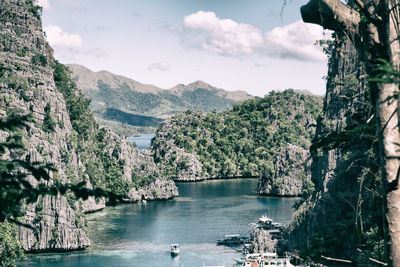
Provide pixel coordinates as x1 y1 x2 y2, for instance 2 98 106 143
288 37 385 263
0 0 177 254
151 90 322 195
68 64 253 136
257 143 311 197
151 115 206 181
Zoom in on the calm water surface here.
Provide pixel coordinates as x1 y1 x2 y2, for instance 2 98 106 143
127 134 156 151
21 179 296 267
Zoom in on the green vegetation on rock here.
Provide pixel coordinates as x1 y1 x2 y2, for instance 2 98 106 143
152 89 322 183
54 63 96 139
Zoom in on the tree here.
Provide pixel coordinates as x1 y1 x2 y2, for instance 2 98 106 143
300 0 400 265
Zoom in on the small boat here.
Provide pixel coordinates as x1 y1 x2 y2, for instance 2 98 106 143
242 252 294 267
171 244 180 256
258 215 273 225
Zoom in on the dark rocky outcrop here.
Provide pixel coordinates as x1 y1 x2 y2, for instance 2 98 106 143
288 37 384 263
0 0 177 254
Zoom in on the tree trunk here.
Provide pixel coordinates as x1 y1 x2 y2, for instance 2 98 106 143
376 2 400 264
378 82 400 267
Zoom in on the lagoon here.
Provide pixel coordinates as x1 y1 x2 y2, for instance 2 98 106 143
20 179 296 267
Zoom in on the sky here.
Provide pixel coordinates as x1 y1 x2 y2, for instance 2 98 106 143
38 0 331 97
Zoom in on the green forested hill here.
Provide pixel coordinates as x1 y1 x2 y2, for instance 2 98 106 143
151 89 323 188
68 64 252 135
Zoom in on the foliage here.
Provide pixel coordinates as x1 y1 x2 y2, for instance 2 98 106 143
53 61 96 138
25 0 42 20
152 89 323 179
91 128 130 198
42 103 55 132
131 169 157 189
31 53 47 67
0 222 25 267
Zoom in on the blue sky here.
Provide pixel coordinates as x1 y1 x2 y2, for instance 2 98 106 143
39 0 330 96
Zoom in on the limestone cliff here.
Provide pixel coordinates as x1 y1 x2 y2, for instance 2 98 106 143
288 37 384 263
257 143 311 197
0 0 177 254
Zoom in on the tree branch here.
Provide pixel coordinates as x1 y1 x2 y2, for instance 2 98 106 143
301 0 361 45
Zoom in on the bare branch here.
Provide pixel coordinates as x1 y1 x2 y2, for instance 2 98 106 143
301 0 361 45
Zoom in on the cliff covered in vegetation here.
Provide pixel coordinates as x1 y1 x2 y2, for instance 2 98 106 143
0 0 177 262
151 90 322 196
288 38 386 264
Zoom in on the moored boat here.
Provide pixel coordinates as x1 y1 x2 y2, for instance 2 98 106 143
258 215 273 225
242 252 293 267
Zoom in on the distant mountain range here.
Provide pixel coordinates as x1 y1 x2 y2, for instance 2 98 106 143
68 64 253 135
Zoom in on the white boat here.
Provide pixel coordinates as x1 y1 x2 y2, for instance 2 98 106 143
171 244 180 256
258 215 273 225
242 252 294 267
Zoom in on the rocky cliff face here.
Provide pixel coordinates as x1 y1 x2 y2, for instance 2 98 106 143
288 37 384 262
257 143 311 197
151 115 205 182
0 0 177 253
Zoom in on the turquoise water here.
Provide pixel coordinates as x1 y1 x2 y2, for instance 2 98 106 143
20 179 296 267
127 134 156 150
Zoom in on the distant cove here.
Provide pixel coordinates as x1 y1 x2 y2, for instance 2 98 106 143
128 134 156 151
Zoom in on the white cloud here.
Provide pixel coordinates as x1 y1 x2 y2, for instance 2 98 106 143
180 11 330 62
263 20 330 61
36 0 50 10
148 61 171 72
44 25 83 51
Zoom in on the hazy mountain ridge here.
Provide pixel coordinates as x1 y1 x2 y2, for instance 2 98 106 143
68 64 253 135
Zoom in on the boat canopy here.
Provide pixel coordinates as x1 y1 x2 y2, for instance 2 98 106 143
259 215 273 223
224 234 241 238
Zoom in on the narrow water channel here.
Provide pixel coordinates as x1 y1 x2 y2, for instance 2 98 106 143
20 179 296 267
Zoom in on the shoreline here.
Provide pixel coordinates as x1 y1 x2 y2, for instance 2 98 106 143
173 175 259 183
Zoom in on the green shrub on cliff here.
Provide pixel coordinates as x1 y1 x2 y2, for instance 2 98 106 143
43 103 55 132
53 62 96 139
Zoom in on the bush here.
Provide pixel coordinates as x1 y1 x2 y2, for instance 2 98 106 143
43 103 55 132
0 222 25 267
31 53 47 67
